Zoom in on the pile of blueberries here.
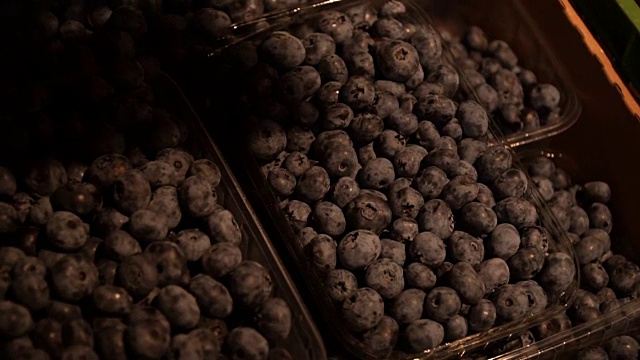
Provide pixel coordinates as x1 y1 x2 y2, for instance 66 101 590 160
440 26 563 137
234 1 576 355
0 6 295 360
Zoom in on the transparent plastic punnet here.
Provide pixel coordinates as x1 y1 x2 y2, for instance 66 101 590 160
191 0 580 358
150 72 327 359
486 148 640 360
421 0 582 148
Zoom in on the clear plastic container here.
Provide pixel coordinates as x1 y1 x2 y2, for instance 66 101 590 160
486 148 640 360
420 0 582 148
152 72 327 359
188 0 580 358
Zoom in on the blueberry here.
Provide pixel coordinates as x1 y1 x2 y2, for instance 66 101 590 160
255 297 291 341
338 76 377 111
337 229 381 270
128 209 169 243
444 315 468 342
373 130 405 159
286 127 315 155
534 313 572 340
321 145 359 179
365 258 404 299
92 285 133 315
576 346 609 360
414 81 446 99
520 226 549 254
393 288 427 325
368 92 399 124
117 254 158 298
390 218 418 243
435 136 457 152
259 31 305 70
606 335 639 360
147 187 182 230
417 199 454 239
520 107 541 131
373 80 405 98
508 247 544 280
92 208 128 237
170 333 205 360
374 39 420 83
227 327 270 360
281 200 311 232
0 166 16 199
295 166 330 203
190 327 222 359
51 254 98 302
11 273 49 311
362 316 399 353
373 17 404 39
609 261 640 296
477 258 510 295
575 234 607 265
324 269 358 303
491 70 524 107
463 26 488 51
587 202 613 233
84 154 132 191
327 178 358 210
247 120 288 162
346 51 376 79
422 148 460 177
342 287 384 332
301 32 336 66
467 299 497 332
32 317 64 357
168 229 210 263
314 81 342 109
387 186 423 219
125 316 171 359
448 231 484 266
409 231 446 268
307 234 337 275
491 168 528 200
24 158 68 197
13 256 47 278
102 229 141 260
597 287 617 304
410 28 442 70
138 161 181 189
0 301 32 338
491 284 529 322
581 181 611 204
404 319 444 352
280 65 322 102
229 261 273 308
528 157 556 179
476 147 513 183
206 209 242 245
390 147 425 180
186 275 232 320
475 83 500 113
202 242 242 278
178 175 218 218
582 263 609 291
316 54 348 85
413 95 457 129
45 211 89 251
282 152 311 178
345 5 378 30
440 175 479 211
423 286 461 323
517 280 548 314
493 197 538 228
344 193 392 235
412 166 449 200
529 84 560 114
459 202 497 236
405 263 436 291
0 202 19 233
154 285 200 330
426 64 459 98
538 252 576 295
531 176 554 201
447 262 485 305
145 241 189 287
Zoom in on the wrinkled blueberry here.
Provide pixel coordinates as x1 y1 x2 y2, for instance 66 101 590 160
206 209 242 246
324 269 358 303
307 234 337 275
